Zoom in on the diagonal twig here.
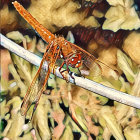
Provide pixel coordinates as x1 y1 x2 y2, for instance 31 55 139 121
1 33 140 109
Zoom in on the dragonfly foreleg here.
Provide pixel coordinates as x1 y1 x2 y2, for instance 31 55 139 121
67 66 76 83
59 61 68 80
74 68 82 77
59 61 76 83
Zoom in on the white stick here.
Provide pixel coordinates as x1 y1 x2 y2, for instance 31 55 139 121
1 33 140 109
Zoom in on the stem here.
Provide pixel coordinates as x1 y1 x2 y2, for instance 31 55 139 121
1 33 140 109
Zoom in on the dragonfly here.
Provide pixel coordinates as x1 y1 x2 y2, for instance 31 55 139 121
12 1 115 117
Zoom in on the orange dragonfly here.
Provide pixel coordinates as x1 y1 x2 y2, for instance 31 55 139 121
12 1 114 117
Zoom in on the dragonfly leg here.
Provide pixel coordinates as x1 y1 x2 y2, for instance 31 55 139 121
74 68 82 77
59 61 65 76
67 66 76 83
59 62 76 83
59 61 69 82
74 68 86 80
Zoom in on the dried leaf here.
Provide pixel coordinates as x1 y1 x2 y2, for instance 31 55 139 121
80 16 100 28
123 31 140 64
52 111 65 139
124 125 140 140
6 31 28 49
36 39 46 53
2 97 25 140
8 63 27 97
6 31 25 44
85 115 99 136
60 126 73 140
103 0 140 31
117 50 136 83
70 105 88 132
32 95 51 140
0 50 12 81
0 5 18 32
27 0 88 32
51 99 66 139
99 106 125 140
10 54 34 86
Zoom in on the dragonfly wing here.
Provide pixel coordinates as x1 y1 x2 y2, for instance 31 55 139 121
20 42 53 116
20 56 48 116
21 42 61 117
68 42 97 69
68 41 117 78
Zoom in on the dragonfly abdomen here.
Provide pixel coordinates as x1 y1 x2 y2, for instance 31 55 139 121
12 1 55 43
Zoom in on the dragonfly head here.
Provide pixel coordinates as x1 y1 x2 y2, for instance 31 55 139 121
69 53 82 68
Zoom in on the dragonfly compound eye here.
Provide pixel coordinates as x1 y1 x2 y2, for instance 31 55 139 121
75 60 82 68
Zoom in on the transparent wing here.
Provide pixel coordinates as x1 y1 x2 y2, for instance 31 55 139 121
68 41 98 68
20 53 49 116
20 64 46 116
20 43 51 116
67 41 117 76
20 42 61 117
